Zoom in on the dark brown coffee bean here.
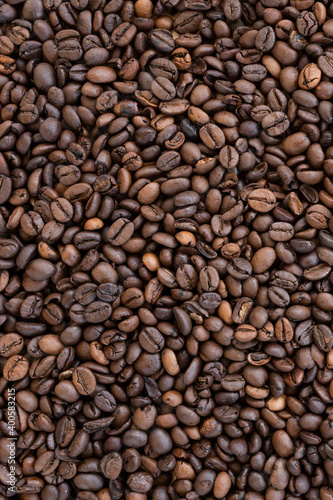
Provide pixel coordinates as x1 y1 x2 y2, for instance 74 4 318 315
139 327 165 353
100 452 123 480
318 52 333 78
55 416 76 447
248 188 276 212
313 325 333 352
255 26 275 52
151 77 176 101
262 112 290 136
160 98 190 115
242 64 267 82
269 222 294 241
149 29 175 53
223 0 241 21
297 11 318 36
84 301 112 323
233 297 253 324
35 451 59 475
200 266 219 291
106 218 134 246
73 366 96 395
111 22 137 47
127 472 154 493
149 427 173 455
0 175 12 204
227 258 252 280
3 355 29 381
200 123 225 150
150 59 178 83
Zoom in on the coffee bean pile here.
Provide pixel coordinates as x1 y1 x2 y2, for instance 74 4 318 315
1 0 333 498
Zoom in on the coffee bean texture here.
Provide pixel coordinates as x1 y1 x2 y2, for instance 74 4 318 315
0 0 333 499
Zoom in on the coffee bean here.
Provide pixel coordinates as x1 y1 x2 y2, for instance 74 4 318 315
248 188 276 212
0 333 24 358
242 63 267 82
297 11 318 36
111 22 137 47
84 301 112 323
160 98 190 115
255 26 276 52
262 111 290 136
3 355 29 381
200 123 225 150
35 451 59 475
174 11 203 34
306 204 331 229
269 222 295 241
227 258 253 280
233 297 253 323
214 472 232 498
0 175 12 204
149 29 175 53
199 266 219 291
150 58 178 80
72 366 96 395
106 218 134 246
149 428 173 454
127 472 154 493
100 452 123 479
299 63 322 90
313 325 333 352
150 78 175 104
272 430 294 457
139 327 165 353
318 52 333 78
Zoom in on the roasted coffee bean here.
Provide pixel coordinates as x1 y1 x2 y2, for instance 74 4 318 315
299 63 321 90
313 325 333 352
106 218 135 246
3 355 29 381
0 175 12 204
151 77 176 101
0 334 24 358
248 188 276 212
111 23 137 47
149 29 175 54
100 452 123 480
318 52 333 78
34 451 59 476
269 222 294 241
200 123 225 150
262 111 290 136
84 301 112 323
199 266 219 291
255 26 276 52
72 366 96 395
139 327 165 353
